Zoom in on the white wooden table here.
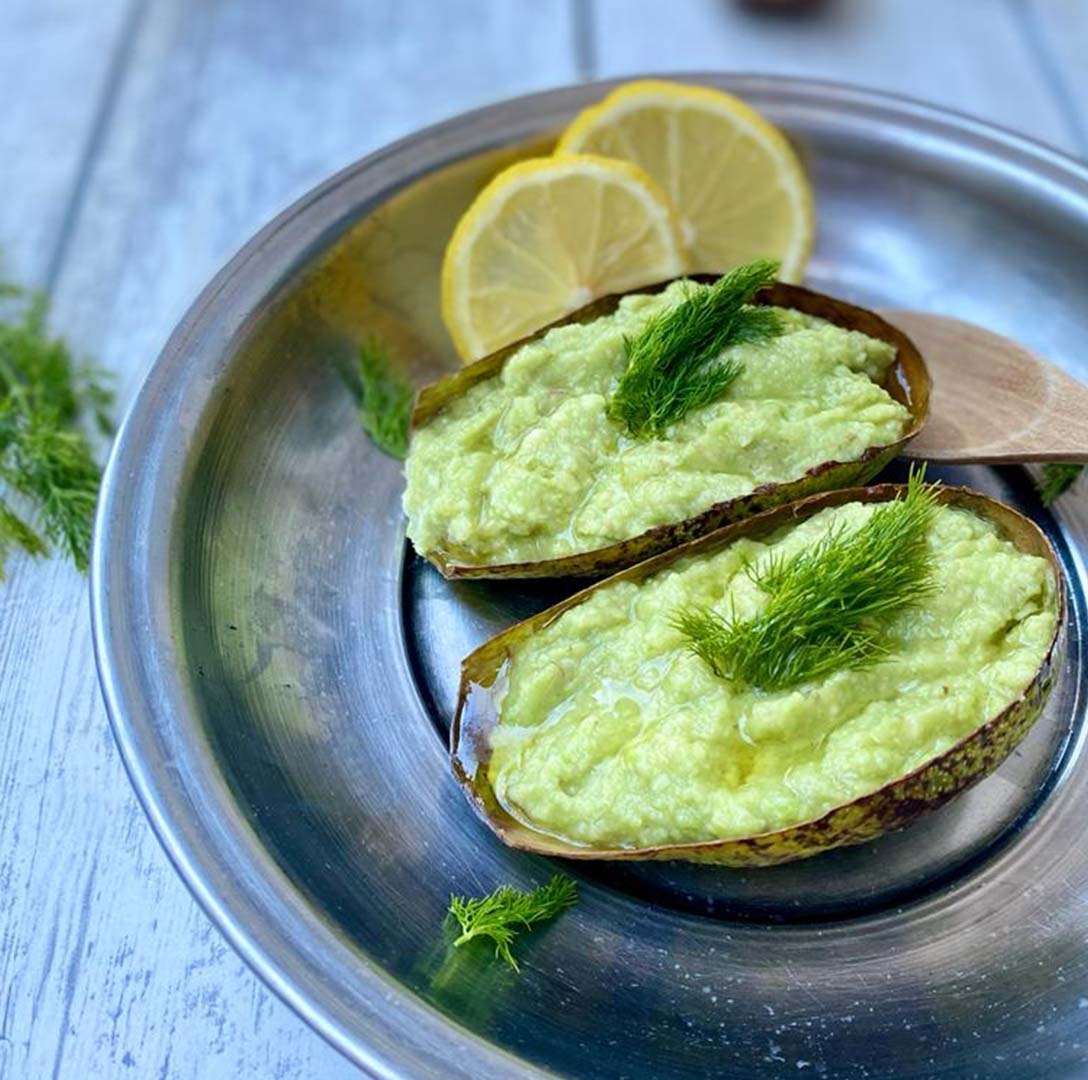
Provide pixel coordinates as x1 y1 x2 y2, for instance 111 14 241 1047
2 2 1086 1076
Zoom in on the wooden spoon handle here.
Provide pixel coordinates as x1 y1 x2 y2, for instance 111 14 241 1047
880 310 1088 464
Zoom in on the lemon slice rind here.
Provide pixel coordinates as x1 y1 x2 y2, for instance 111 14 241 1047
556 79 813 282
440 153 685 361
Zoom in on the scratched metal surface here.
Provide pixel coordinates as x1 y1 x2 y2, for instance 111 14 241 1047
4 2 1088 1078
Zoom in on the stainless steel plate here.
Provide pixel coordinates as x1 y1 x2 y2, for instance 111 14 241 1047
92 77 1088 1079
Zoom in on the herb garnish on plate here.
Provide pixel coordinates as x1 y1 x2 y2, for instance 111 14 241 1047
356 337 413 460
1038 463 1082 507
606 258 782 438
448 873 578 972
674 471 939 692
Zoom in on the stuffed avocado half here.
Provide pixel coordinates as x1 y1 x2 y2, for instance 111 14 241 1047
405 271 929 579
452 484 1063 866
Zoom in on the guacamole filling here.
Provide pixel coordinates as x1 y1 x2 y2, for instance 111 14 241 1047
487 501 1057 849
404 282 909 565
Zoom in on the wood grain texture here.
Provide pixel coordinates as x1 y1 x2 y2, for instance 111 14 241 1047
1021 0 1088 156
886 311 1088 463
3 1 1088 1077
0 2 577 1078
0 0 136 284
587 0 1082 153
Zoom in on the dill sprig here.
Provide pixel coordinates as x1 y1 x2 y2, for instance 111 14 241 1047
356 337 413 460
673 472 940 692
448 874 578 972
606 259 782 438
0 282 112 577
1037 463 1082 507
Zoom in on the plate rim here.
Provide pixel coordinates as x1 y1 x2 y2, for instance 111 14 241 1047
89 73 1088 1078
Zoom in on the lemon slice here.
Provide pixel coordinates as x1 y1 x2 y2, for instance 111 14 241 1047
441 154 685 361
557 80 813 282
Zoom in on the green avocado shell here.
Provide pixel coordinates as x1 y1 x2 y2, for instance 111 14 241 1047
451 483 1065 867
412 276 931 580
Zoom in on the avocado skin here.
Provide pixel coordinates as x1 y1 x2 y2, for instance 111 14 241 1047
413 277 930 580
451 483 1064 867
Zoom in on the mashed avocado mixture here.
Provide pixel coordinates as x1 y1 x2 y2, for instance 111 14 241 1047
404 282 908 564
487 501 1057 848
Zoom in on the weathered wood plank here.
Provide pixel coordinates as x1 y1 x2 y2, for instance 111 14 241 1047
0 1 577 1077
1022 0 1088 156
0 0 136 285
587 0 1080 154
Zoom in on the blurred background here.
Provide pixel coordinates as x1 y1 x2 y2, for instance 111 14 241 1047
1 1 1085 1077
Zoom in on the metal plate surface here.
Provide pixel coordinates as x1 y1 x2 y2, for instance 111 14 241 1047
92 77 1088 1078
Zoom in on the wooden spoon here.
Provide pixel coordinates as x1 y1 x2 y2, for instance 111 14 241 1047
879 311 1088 464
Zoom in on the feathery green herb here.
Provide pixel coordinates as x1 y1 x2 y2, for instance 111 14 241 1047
1037 463 1082 507
0 281 112 577
448 874 578 972
606 259 782 438
356 337 413 459
673 472 940 692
